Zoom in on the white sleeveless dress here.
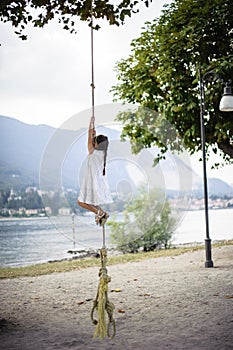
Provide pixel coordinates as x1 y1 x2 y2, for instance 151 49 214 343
78 150 113 206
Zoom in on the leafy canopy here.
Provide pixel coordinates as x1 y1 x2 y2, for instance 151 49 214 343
112 0 233 165
0 0 152 40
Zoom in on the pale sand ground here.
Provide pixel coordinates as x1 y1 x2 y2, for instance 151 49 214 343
0 245 233 350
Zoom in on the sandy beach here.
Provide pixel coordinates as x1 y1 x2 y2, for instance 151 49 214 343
0 245 233 350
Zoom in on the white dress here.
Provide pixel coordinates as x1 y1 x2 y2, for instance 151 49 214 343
78 150 113 206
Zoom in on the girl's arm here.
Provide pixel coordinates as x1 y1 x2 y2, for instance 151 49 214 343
88 116 96 154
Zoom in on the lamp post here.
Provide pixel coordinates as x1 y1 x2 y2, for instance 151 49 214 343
199 69 233 268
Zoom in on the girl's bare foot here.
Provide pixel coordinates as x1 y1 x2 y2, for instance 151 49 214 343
99 212 109 226
95 210 109 226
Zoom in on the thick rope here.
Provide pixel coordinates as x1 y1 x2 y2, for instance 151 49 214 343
90 3 95 123
90 225 116 339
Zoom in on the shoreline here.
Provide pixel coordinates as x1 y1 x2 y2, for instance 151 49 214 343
1 205 233 221
1 210 233 270
1 236 233 271
1 240 232 279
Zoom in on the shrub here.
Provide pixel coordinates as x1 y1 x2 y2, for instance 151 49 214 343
108 188 178 253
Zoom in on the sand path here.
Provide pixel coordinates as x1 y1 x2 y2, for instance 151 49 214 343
0 245 233 350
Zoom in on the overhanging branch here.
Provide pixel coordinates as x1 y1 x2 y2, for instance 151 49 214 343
217 140 233 159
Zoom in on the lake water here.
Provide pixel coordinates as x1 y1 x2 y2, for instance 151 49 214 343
0 209 233 268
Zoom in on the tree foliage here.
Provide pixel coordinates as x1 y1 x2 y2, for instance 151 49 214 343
6 189 43 210
108 188 178 253
0 0 152 40
112 0 233 164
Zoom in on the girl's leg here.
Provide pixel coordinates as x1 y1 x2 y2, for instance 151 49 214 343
77 200 109 225
77 200 98 214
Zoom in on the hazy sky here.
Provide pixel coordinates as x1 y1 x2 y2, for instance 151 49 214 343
0 0 168 127
0 0 233 184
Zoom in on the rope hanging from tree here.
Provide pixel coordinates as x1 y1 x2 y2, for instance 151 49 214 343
90 7 95 122
89 5 116 339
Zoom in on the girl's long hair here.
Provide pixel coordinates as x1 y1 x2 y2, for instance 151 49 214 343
95 135 109 176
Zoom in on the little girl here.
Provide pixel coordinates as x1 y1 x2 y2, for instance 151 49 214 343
77 116 113 225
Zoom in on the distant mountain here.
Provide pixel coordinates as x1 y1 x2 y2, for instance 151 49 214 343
0 115 57 188
207 178 233 197
1 115 233 198
0 115 136 191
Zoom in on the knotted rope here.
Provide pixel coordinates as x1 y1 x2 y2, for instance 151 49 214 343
90 224 116 339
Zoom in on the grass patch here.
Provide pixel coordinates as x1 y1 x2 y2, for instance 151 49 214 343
0 240 232 279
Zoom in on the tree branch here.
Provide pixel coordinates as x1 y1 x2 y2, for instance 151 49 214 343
217 140 233 159
0 0 15 10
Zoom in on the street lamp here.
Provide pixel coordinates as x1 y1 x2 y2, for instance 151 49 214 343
199 69 233 268
219 81 233 112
